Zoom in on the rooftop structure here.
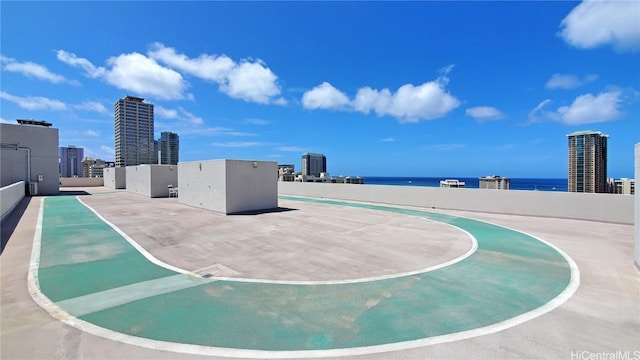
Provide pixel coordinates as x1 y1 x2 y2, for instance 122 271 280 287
16 119 52 127
440 179 465 188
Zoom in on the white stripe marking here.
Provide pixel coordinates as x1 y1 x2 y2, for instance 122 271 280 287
56 274 213 317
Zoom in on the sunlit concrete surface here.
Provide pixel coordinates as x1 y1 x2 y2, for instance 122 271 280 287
1 187 638 359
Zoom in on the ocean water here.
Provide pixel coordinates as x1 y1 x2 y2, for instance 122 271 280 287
363 177 568 192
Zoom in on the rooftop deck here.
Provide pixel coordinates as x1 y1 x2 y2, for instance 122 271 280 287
1 187 638 359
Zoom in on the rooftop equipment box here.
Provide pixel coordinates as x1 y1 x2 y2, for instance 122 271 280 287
179 159 278 214
125 164 178 198
103 167 126 189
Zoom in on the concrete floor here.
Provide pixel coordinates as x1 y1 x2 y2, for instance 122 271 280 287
1 187 638 359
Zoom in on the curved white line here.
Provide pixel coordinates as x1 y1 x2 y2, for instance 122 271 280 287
78 195 479 285
76 196 200 278
27 196 581 359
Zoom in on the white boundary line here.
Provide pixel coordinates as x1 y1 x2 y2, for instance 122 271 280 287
75 196 199 278
79 195 478 285
26 195 581 359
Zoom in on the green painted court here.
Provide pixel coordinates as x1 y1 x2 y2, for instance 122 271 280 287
32 195 577 357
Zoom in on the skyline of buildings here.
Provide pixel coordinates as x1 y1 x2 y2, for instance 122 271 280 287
58 145 83 178
567 130 609 193
114 96 155 167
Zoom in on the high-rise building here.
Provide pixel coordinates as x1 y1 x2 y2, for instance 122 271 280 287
301 152 326 177
158 131 179 165
479 175 510 190
59 145 84 177
114 96 154 167
567 130 608 193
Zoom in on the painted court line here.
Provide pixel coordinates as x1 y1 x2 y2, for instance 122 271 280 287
55 274 214 317
28 195 581 359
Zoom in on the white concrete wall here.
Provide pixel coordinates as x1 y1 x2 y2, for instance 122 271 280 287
0 123 59 195
279 181 634 224
0 181 25 223
179 159 278 214
126 165 177 198
103 167 126 189
179 160 227 213
150 165 178 198
225 160 278 214
59 177 104 187
635 143 639 270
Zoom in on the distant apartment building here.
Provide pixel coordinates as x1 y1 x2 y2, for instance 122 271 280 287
114 95 155 167
278 164 295 182
479 175 510 190
608 178 635 195
59 145 84 177
82 157 115 178
440 179 465 188
302 152 326 177
158 131 179 165
567 130 608 193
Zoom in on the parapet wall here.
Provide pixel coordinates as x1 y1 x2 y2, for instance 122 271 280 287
0 181 25 223
278 182 634 224
59 177 104 187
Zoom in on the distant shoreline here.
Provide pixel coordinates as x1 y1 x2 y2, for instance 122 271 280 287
361 176 568 192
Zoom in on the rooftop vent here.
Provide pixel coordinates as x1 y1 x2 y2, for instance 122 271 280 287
16 119 52 127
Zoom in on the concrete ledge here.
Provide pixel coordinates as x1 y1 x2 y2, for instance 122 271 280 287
59 177 104 187
279 182 634 224
104 167 126 189
0 181 25 223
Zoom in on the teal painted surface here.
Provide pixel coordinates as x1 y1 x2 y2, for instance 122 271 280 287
39 195 572 351
39 197 176 302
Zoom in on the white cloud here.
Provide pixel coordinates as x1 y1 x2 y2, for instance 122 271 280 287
526 99 552 125
58 50 189 100
223 61 282 104
0 91 67 111
148 43 284 104
1 55 76 84
552 90 622 125
74 101 109 114
381 137 395 142
155 105 203 125
0 117 13 124
559 0 640 52
301 82 350 110
465 106 505 122
302 66 460 122
84 130 100 137
545 73 598 89
56 50 105 78
147 42 233 82
105 53 188 100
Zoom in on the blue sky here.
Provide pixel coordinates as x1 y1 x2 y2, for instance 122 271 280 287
1 1 638 178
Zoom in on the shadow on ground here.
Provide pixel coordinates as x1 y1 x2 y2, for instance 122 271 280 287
229 207 298 216
1 197 31 254
58 190 91 196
